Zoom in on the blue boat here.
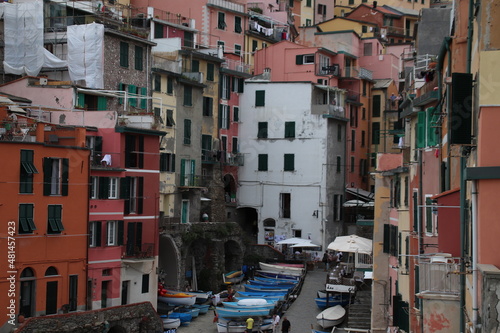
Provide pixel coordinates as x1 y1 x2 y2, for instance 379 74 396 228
247 279 297 287
216 306 271 318
167 311 192 325
255 270 301 281
314 295 351 310
244 284 292 293
222 298 276 310
174 306 200 318
192 303 210 314
254 276 299 284
236 291 287 301
234 296 282 304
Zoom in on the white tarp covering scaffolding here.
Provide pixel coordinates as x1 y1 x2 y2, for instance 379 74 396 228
2 0 66 76
67 23 104 89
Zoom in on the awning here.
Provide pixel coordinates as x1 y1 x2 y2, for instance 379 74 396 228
345 188 374 201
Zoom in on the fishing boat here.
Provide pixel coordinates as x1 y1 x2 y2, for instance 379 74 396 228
216 306 272 318
247 279 297 287
216 318 273 333
315 295 351 310
254 276 299 284
158 293 197 306
235 291 287 301
192 303 210 314
316 305 346 328
167 311 192 326
224 270 245 284
244 284 292 293
259 262 304 276
255 270 302 280
173 306 201 318
159 315 181 330
222 298 276 310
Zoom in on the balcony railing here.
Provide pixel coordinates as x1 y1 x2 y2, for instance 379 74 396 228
90 151 121 169
123 243 154 259
221 58 252 75
418 257 461 295
0 120 36 142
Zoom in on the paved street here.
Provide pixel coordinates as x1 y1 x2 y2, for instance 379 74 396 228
177 267 327 333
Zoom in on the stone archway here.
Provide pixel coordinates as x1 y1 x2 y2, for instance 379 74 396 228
108 325 127 333
158 236 180 288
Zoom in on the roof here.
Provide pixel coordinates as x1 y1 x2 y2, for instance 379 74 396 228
373 79 393 89
382 5 420 17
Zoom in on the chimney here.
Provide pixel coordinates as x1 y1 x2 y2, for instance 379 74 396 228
373 1 377 8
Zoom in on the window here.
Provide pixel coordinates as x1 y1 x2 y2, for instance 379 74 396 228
288 0 294 7
162 109 173 127
372 122 381 145
363 43 373 57
128 84 137 107
153 75 161 92
258 122 268 138
284 154 294 171
361 131 366 147
47 205 64 234
140 87 147 109
232 137 238 154
336 156 341 173
160 153 175 172
350 156 355 172
19 204 36 234
201 135 212 161
167 77 173 94
233 107 239 122
221 75 230 100
142 274 149 293
90 176 98 199
120 177 143 214
89 221 101 247
232 77 244 93
306 0 311 6
234 44 241 55
306 19 312 26
255 90 265 106
295 54 314 65
234 16 242 33
362 107 366 120
280 193 291 218
134 46 143 70
349 0 354 4
126 222 143 256
383 224 398 256
203 97 213 116
372 95 381 117
109 177 118 199
180 159 195 186
120 42 129 67
125 135 144 168
184 31 194 48
107 221 121 246
338 124 342 141
207 63 215 81
154 22 163 38
362 25 367 33
68 275 78 312
258 154 268 171
218 12 226 29
184 119 191 144
191 59 199 73
350 107 358 127
20 150 38 194
183 85 192 106
217 40 225 53
351 130 356 151
318 4 326 15
43 158 69 196
252 40 258 52
333 194 343 221
284 122 295 138
219 104 230 129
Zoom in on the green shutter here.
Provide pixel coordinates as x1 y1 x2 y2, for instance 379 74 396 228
167 77 173 94
372 122 380 145
184 86 192 106
43 158 52 196
99 177 109 199
285 122 295 138
427 107 438 146
192 60 199 72
118 83 124 104
383 224 390 253
284 154 294 171
218 104 223 128
296 55 303 65
97 96 107 111
135 46 143 70
372 95 381 117
426 197 433 233
61 158 69 196
416 111 426 148
184 119 191 144
234 107 239 122
140 87 147 109
95 221 102 247
258 154 268 171
414 265 420 309
207 63 214 81
258 122 268 138
77 93 85 108
180 159 186 186
190 160 196 186
255 90 265 106
128 84 137 107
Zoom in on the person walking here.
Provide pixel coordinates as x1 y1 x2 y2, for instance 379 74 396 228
281 317 291 333
272 313 281 333
322 252 329 271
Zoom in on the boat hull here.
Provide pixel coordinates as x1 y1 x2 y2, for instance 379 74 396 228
158 294 197 306
314 296 351 310
216 306 271 318
316 305 346 328
160 317 181 330
216 319 273 333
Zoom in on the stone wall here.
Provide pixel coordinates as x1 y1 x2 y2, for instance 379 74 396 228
15 302 162 333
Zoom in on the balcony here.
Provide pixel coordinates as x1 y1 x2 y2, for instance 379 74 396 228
122 243 155 261
90 151 123 170
418 256 461 295
0 119 36 142
248 17 289 43
221 58 252 75
227 153 244 166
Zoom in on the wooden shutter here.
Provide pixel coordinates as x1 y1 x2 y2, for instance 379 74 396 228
61 158 69 196
416 111 426 148
99 177 109 199
128 84 137 107
120 177 130 214
117 220 124 245
450 73 472 144
95 221 102 247
296 55 303 65
97 96 107 111
43 157 52 196
383 224 390 253
255 90 265 106
180 159 186 186
137 177 144 214
140 87 147 109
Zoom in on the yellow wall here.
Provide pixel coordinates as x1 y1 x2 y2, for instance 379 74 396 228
479 50 500 105
318 18 376 38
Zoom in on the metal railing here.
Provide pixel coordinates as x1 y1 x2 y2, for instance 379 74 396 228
418 257 461 294
123 243 155 258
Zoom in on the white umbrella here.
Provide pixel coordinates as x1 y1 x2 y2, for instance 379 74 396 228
327 235 372 255
343 199 366 207
291 240 320 248
277 237 310 245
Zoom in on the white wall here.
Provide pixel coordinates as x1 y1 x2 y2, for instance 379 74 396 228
238 81 329 248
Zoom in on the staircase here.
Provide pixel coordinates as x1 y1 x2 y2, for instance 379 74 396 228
346 287 372 330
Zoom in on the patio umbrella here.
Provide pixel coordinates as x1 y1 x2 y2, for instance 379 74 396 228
343 199 366 207
327 235 372 255
290 240 320 248
276 237 310 245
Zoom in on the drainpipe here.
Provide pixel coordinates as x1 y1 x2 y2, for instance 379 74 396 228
459 157 467 333
471 180 478 332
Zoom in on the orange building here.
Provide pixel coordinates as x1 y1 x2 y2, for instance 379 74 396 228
0 105 89 329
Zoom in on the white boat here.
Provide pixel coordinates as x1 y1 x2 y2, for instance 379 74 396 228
158 293 197 306
259 262 304 276
316 305 346 328
161 316 181 330
222 298 276 310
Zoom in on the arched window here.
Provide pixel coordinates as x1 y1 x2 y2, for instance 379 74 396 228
263 218 276 228
45 266 58 276
21 267 35 278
